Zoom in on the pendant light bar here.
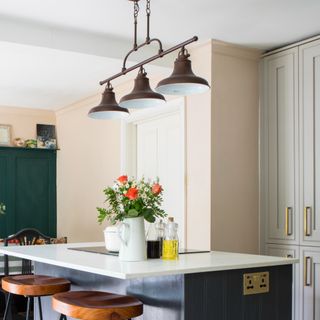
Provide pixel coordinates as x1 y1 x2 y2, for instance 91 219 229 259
89 0 209 120
99 36 198 86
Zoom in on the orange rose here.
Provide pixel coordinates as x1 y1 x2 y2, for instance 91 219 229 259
125 187 139 200
117 175 128 184
152 183 162 195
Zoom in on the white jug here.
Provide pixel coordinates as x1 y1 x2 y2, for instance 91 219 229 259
118 216 147 261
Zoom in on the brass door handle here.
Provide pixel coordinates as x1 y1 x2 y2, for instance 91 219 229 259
304 206 312 236
304 256 312 286
285 207 293 236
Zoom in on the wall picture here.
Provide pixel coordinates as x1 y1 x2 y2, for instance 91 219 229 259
37 124 57 149
0 124 12 146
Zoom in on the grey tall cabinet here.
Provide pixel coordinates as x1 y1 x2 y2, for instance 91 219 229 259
261 37 320 320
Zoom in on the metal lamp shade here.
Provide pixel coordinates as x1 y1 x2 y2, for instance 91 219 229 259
88 87 129 120
155 51 210 95
119 70 166 109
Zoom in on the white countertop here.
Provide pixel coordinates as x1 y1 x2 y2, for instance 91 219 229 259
0 242 298 280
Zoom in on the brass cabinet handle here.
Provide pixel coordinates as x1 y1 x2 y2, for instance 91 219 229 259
286 254 293 258
304 256 312 286
285 207 293 236
304 206 312 236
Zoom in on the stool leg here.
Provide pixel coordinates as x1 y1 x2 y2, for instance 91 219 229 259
38 297 43 320
58 314 67 320
3 293 12 320
25 297 32 320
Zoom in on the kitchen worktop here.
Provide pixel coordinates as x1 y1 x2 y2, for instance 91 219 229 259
0 242 298 280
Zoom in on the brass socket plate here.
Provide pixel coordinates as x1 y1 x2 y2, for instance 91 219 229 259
243 271 269 295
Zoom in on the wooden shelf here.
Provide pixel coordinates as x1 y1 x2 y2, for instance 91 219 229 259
0 146 59 152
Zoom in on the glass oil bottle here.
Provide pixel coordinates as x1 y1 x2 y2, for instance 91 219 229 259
162 217 179 260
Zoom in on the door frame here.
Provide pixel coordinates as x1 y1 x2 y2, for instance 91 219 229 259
120 97 187 245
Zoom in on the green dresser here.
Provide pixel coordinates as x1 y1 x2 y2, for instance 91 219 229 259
0 147 56 238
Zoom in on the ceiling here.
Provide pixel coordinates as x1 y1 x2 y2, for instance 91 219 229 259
1 0 320 49
1 0 320 110
0 41 169 110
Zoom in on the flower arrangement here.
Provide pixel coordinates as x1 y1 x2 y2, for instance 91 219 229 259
0 203 6 215
97 175 166 224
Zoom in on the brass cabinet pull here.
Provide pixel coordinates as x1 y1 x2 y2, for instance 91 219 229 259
304 206 312 236
285 207 293 236
286 254 293 258
304 256 312 286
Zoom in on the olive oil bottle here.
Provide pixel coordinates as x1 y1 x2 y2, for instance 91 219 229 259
162 217 179 260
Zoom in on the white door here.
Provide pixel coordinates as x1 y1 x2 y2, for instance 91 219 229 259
300 40 320 244
135 111 185 247
263 48 299 244
266 244 299 320
300 247 320 320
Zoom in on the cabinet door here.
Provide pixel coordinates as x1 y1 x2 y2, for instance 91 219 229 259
300 40 320 244
0 148 56 238
266 244 299 320
263 49 299 244
0 152 15 237
300 247 320 320
14 153 56 236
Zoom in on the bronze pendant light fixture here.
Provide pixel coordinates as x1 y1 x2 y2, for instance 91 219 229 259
120 67 166 109
88 83 129 120
89 0 210 119
155 48 210 95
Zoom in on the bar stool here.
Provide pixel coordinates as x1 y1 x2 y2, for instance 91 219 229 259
2 275 71 320
52 291 143 320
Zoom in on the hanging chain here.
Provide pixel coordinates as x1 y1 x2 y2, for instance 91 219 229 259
146 0 151 16
146 0 151 42
106 81 113 90
133 0 139 50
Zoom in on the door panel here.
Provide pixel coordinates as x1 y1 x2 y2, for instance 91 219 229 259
0 155 8 237
264 48 299 244
15 157 50 234
0 147 56 238
136 112 185 246
300 247 320 320
300 40 320 244
266 244 299 320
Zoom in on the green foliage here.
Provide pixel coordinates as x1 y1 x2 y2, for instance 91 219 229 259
97 177 166 224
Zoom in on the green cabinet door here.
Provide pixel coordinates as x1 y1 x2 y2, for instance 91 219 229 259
0 147 56 238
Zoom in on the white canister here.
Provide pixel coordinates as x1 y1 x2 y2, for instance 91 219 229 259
104 226 121 252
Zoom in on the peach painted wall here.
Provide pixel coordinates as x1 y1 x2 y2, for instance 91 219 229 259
54 41 260 251
185 42 213 251
55 96 121 242
0 106 55 142
211 42 260 254
0 42 260 251
185 41 260 254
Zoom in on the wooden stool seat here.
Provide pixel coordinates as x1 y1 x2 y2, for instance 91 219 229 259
2 275 71 297
52 291 143 320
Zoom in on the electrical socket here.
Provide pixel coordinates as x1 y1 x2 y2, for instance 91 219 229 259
243 271 269 295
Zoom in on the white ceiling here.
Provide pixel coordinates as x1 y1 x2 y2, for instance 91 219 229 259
1 0 320 110
1 0 320 49
0 41 169 110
